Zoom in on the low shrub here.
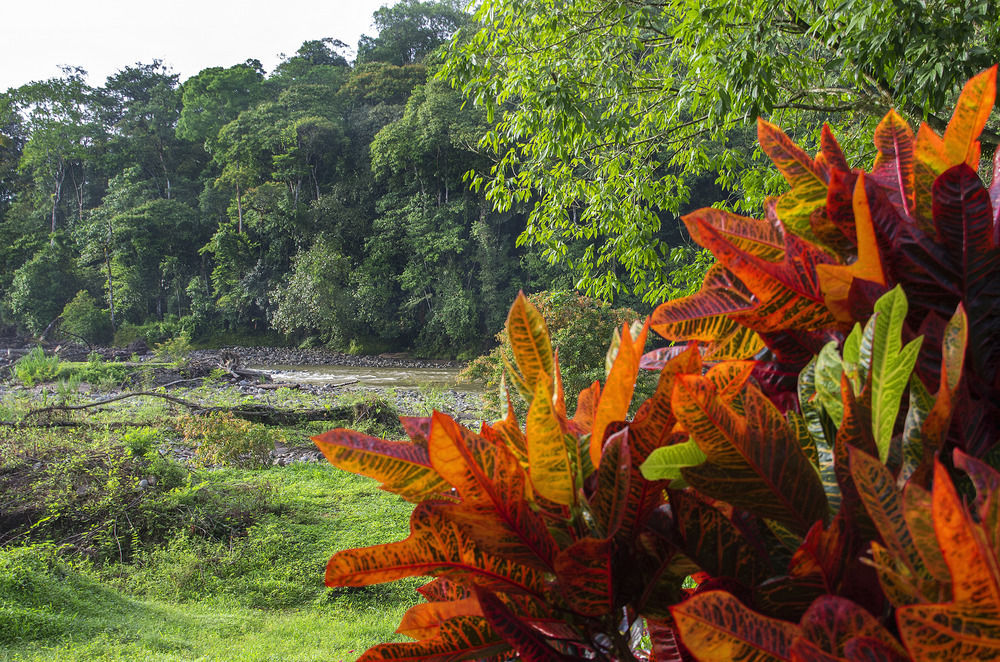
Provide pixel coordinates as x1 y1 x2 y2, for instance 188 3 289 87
178 412 280 469
112 316 184 347
63 352 130 389
13 347 61 386
59 291 113 345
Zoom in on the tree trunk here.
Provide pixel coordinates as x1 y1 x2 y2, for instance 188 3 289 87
235 181 243 233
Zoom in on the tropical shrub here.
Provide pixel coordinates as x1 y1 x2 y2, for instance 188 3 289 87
59 291 113 345
311 68 1000 661
180 412 279 469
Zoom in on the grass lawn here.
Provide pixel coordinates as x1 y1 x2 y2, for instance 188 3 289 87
0 380 423 661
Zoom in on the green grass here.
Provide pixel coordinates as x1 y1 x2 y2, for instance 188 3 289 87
0 422 422 661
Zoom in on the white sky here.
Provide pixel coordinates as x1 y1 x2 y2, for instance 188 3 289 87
0 0 401 90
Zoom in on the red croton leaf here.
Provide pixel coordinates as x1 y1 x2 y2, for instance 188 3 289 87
358 616 511 662
870 109 917 221
670 489 770 590
312 429 451 502
795 596 908 661
473 587 572 662
326 502 548 598
589 427 632 538
553 537 613 618
647 619 692 662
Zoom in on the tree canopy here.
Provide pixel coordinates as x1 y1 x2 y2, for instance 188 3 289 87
442 0 1000 303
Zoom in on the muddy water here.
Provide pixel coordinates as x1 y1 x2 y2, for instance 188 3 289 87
253 364 480 392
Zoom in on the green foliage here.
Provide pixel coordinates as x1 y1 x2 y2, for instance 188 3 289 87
63 352 130 389
153 332 193 366
59 290 112 345
357 0 467 66
442 0 1000 302
13 346 61 386
8 238 85 335
113 315 186 347
0 462 417 659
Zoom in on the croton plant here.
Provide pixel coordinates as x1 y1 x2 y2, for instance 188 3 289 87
312 67 1000 661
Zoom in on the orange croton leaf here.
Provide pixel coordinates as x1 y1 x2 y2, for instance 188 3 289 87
628 344 700 462
673 375 828 535
552 349 567 419
572 379 600 433
325 502 549 598
817 174 887 324
685 212 839 334
482 396 528 466
590 320 647 469
396 597 484 641
894 460 1000 660
428 412 558 569
673 590 800 662
651 264 765 361
358 616 510 662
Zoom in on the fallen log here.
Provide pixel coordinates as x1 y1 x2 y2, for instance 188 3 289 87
16 390 399 428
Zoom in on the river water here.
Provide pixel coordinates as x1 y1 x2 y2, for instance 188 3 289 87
253 364 480 392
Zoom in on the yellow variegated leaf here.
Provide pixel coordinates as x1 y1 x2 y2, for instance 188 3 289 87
759 118 829 245
526 375 576 506
506 292 554 395
941 65 997 171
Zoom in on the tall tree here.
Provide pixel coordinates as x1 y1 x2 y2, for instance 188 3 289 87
175 60 267 148
358 0 467 65
13 68 104 235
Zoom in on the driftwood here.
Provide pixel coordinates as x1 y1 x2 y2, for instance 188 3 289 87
16 389 398 427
